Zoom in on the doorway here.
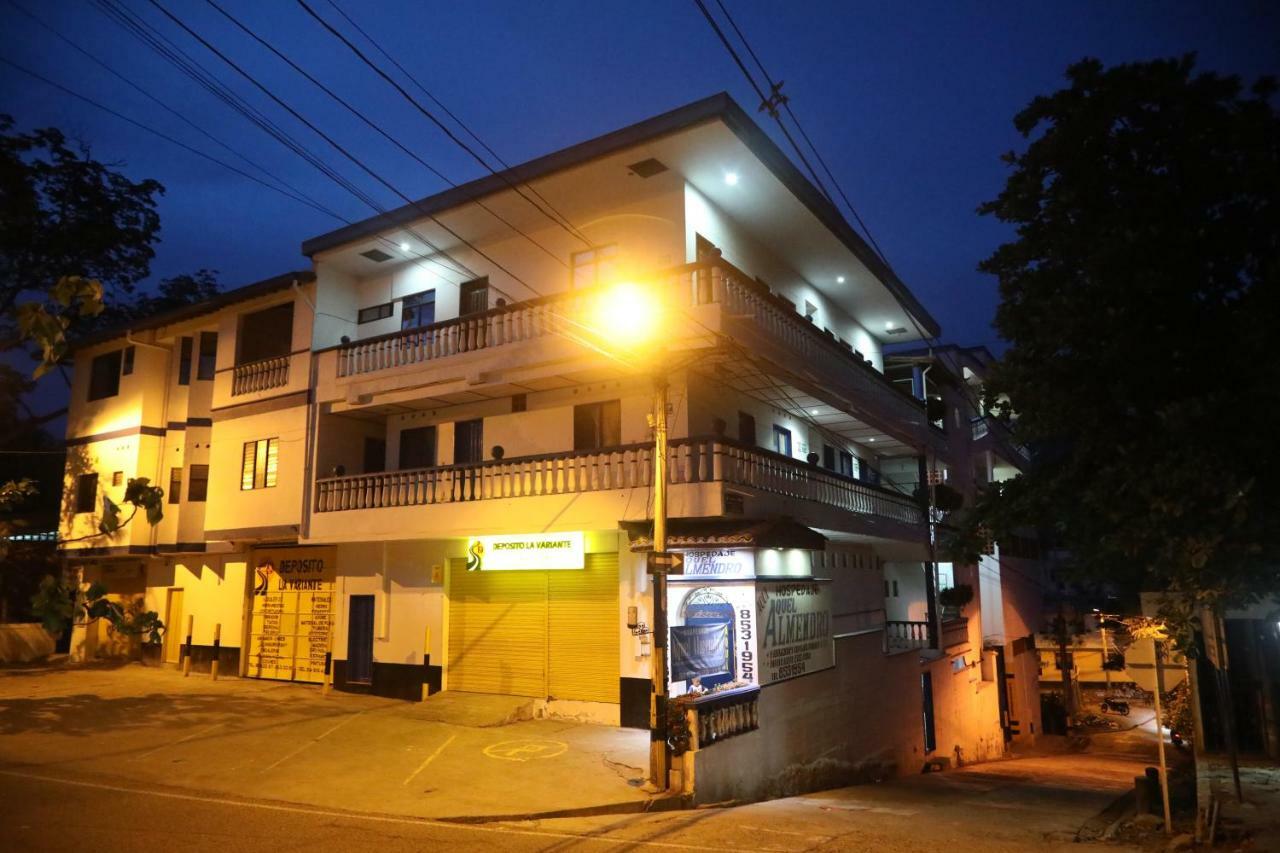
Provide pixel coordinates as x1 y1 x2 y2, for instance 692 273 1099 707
921 671 937 753
346 595 375 686
164 588 185 664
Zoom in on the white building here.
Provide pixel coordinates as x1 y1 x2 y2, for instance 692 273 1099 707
61 94 1047 800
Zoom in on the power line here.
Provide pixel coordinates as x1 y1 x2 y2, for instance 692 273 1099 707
202 0 569 270
293 0 594 249
0 54 344 222
321 0 586 249
707 0 892 269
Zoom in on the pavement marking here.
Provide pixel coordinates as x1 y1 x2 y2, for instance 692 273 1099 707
0 768 733 851
131 723 225 761
403 732 458 786
483 739 568 762
263 710 365 772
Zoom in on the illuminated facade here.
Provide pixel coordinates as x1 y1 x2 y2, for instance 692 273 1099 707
61 94 1046 799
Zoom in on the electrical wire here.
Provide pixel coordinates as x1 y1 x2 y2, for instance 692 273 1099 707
293 0 594 249
203 0 571 270
322 0 589 253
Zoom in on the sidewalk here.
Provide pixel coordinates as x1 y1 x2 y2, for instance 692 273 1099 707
0 662 655 820
1198 752 1280 849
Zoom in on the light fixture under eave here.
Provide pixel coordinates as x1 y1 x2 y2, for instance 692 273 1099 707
836 276 846 284
867 437 876 442
399 242 411 252
724 172 740 186
884 320 895 331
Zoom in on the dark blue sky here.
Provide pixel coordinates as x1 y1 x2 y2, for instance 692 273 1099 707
3 0 1277 354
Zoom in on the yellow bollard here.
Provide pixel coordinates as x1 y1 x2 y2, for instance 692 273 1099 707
182 614 194 677
210 623 221 681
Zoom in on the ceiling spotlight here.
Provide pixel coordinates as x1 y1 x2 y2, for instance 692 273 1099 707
724 172 740 186
868 437 877 442
884 320 895 331
836 276 846 284
810 409 819 415
399 242 411 252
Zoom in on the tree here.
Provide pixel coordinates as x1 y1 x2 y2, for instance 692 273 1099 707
949 56 1280 630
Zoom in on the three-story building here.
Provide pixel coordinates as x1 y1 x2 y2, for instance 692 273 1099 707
61 94 1044 800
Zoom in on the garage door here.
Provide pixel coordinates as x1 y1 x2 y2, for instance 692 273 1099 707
447 553 619 702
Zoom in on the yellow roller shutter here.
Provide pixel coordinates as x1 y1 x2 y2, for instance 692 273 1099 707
447 558 548 697
548 552 620 703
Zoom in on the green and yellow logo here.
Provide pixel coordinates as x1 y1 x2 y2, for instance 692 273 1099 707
465 540 485 572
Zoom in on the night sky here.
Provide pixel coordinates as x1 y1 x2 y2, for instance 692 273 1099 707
2 0 1277 358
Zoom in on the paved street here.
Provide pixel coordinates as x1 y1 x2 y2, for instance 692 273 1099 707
0 664 1156 851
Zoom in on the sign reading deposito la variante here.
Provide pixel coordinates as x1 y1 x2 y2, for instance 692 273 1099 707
466 532 585 571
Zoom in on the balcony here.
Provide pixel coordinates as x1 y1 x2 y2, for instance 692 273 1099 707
232 355 290 396
885 620 931 652
323 260 937 452
313 435 923 528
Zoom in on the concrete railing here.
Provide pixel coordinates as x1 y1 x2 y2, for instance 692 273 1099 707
232 355 290 395
336 294 593 378
941 616 970 650
885 620 931 651
314 436 924 526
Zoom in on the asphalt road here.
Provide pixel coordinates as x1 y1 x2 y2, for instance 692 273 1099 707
0 771 692 853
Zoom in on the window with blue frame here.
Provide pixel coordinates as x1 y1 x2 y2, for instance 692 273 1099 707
772 425 792 456
401 291 436 329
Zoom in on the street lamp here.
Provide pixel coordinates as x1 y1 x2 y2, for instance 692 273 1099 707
590 280 671 791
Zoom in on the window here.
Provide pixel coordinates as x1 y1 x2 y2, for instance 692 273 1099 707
737 412 756 445
75 473 98 513
111 471 124 487
168 467 182 504
892 580 899 597
839 450 856 479
571 244 618 289
573 400 621 451
178 336 193 385
363 437 386 474
122 346 135 376
822 445 835 470
399 426 437 470
237 303 294 364
400 291 436 329
453 419 483 465
772 425 792 457
88 351 122 401
197 332 218 380
459 278 489 317
511 393 527 413
241 438 279 490
358 302 393 324
188 465 209 502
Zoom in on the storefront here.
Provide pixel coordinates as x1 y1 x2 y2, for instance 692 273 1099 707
446 531 620 705
246 546 336 683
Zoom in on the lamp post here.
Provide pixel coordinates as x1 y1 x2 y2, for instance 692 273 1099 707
650 374 670 791
588 281 670 791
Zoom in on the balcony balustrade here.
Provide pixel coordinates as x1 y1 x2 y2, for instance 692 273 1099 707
672 685 760 756
232 355 290 395
314 435 924 527
332 261 928 436
884 619 931 652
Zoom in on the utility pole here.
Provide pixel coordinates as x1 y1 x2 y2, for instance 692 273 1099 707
1100 616 1112 693
1153 638 1173 836
649 375 670 791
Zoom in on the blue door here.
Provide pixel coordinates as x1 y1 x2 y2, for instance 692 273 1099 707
347 596 374 686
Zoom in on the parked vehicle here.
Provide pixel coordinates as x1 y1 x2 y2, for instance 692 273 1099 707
1100 697 1130 716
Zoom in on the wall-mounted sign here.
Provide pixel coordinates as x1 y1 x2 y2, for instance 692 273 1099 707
248 546 336 684
756 581 834 684
466 532 584 571
679 548 755 579
667 582 758 697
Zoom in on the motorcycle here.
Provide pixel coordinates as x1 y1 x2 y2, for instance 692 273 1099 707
1100 697 1130 716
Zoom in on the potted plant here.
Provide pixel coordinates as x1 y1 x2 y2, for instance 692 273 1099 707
937 583 974 621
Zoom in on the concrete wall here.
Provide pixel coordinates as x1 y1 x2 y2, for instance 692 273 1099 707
204 405 309 538
688 628 1004 803
883 562 928 622
0 624 56 663
143 554 251 651
684 183 882 370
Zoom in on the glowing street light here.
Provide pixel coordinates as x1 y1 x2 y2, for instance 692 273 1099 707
589 281 663 352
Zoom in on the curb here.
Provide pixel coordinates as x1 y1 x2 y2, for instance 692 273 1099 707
437 793 690 824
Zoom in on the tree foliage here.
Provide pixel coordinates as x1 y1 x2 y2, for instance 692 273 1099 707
950 56 1279 619
30 575 164 645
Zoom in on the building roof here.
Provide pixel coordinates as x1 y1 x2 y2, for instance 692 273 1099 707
300 93 940 337
72 270 315 351
622 517 827 552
